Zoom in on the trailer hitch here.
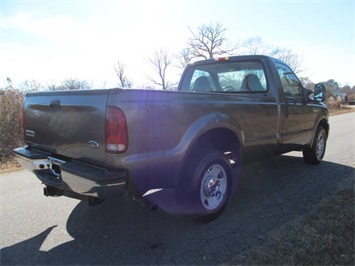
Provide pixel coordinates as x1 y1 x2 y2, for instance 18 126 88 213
43 186 104 206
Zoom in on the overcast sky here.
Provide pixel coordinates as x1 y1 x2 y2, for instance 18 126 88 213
1 0 354 89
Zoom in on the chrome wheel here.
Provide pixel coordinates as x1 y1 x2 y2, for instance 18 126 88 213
199 164 228 211
303 126 327 165
316 131 326 160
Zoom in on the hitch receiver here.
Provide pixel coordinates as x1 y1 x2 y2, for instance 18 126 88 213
43 186 104 206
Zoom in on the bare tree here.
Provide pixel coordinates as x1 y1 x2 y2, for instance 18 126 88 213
274 49 303 74
47 83 59 91
19 80 42 92
242 36 279 56
61 79 92 90
114 60 132 88
177 48 193 69
187 22 236 59
6 77 13 89
147 48 173 90
242 36 303 74
242 36 263 55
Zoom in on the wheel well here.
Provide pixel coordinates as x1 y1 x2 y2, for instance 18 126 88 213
319 119 329 139
185 128 241 166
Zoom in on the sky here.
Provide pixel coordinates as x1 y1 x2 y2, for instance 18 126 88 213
1 0 354 89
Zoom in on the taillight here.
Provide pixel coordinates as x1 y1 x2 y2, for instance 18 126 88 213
105 106 128 153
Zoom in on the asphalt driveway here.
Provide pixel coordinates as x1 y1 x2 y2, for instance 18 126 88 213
1 112 354 265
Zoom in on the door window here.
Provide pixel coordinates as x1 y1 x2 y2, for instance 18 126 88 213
276 63 304 102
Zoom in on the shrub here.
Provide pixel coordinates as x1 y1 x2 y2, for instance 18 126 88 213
0 89 24 160
326 97 341 110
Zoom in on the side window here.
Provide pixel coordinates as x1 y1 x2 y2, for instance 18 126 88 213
276 63 303 102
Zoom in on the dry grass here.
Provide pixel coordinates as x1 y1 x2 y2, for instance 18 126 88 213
329 106 355 116
228 179 355 265
0 156 23 174
0 89 24 161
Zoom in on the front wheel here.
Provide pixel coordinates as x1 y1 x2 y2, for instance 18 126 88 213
177 150 236 221
303 126 327 164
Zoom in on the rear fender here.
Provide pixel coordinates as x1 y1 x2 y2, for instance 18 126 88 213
175 112 243 154
175 112 243 176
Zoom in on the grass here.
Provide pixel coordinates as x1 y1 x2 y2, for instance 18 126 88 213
329 106 355 116
0 155 22 174
227 178 355 265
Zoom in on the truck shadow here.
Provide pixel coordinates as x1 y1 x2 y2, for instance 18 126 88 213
2 154 354 265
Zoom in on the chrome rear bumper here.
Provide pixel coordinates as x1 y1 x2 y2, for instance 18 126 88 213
13 146 127 200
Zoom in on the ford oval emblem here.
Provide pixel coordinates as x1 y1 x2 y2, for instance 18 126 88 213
88 141 100 149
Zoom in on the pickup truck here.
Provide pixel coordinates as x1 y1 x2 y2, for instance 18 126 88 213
14 55 329 220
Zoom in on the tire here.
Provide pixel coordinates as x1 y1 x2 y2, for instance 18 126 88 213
303 126 327 165
178 149 236 221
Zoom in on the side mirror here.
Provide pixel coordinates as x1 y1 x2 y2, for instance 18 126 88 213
314 83 326 102
303 88 313 103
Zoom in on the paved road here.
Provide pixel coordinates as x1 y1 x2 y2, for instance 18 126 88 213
1 113 354 265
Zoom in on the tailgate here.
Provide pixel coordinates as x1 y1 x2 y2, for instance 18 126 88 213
23 89 110 162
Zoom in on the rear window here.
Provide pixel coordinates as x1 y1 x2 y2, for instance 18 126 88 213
180 61 268 93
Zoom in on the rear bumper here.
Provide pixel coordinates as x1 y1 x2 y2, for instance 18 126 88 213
13 146 128 199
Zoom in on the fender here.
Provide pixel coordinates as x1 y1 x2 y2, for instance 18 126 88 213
309 105 329 147
173 112 244 158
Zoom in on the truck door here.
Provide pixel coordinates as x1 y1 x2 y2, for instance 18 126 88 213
276 63 316 146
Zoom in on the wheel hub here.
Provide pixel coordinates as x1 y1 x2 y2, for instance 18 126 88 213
204 176 221 198
200 164 228 210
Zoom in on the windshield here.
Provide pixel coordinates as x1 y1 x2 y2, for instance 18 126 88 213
180 61 268 93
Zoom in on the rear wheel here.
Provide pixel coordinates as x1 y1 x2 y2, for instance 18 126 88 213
178 149 236 221
303 126 327 164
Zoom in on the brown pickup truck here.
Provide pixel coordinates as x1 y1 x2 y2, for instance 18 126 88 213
14 55 329 220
